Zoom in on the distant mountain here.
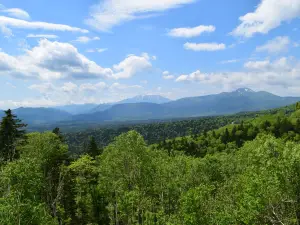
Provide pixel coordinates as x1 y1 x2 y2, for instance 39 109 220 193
73 103 167 122
89 103 114 113
2 89 300 127
11 107 71 124
118 95 170 104
91 95 170 113
163 88 300 117
55 104 98 115
70 88 300 123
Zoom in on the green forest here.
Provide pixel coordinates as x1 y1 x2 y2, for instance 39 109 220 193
2 103 300 224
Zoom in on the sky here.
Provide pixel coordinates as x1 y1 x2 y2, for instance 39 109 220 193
0 0 300 109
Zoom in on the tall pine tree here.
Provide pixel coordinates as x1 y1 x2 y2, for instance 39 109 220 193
52 127 64 142
87 136 99 158
0 109 27 162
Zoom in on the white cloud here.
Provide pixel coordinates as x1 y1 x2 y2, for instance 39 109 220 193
232 0 300 37
85 0 196 31
29 83 55 93
244 57 291 72
163 75 175 80
2 8 30 20
110 82 143 90
0 25 13 37
62 82 78 94
256 36 290 54
176 57 300 93
27 34 58 39
112 53 153 79
79 82 107 92
0 39 113 80
162 71 175 80
0 39 153 81
0 16 88 35
221 59 239 64
74 36 100 43
168 25 215 38
184 42 226 51
86 48 108 53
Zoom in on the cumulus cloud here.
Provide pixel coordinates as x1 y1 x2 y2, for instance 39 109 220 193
168 25 215 38
112 53 153 79
162 71 175 80
62 82 78 94
176 57 300 91
232 0 300 37
0 16 88 35
0 39 112 80
2 8 30 20
79 82 108 92
0 39 153 81
29 83 55 93
110 82 143 91
85 0 196 31
73 36 100 43
27 34 58 39
256 36 290 54
184 42 226 51
244 57 291 72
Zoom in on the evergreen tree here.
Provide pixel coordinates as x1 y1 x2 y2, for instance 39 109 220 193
221 128 230 144
87 136 99 157
0 109 26 162
52 127 64 142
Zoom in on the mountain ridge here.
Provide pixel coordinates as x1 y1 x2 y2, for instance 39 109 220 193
1 89 300 127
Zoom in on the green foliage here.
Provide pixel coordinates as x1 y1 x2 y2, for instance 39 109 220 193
0 132 68 224
2 103 300 224
0 109 26 162
86 136 100 157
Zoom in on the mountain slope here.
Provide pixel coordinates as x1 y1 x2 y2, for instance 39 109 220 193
90 95 170 113
163 88 300 117
70 88 300 122
2 89 300 126
12 107 71 124
118 95 170 104
55 104 98 115
73 103 166 122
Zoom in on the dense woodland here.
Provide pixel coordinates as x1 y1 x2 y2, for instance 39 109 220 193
1 104 300 224
65 105 293 154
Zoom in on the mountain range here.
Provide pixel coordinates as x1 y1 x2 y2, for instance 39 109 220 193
1 89 300 126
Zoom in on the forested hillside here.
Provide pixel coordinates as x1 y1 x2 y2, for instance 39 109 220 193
65 104 294 154
1 104 300 224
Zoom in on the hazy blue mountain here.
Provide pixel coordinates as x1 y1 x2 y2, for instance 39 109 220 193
89 103 114 113
90 95 170 113
12 107 71 124
118 95 170 104
2 89 300 127
55 104 98 115
73 103 167 122
163 88 300 117
70 88 300 123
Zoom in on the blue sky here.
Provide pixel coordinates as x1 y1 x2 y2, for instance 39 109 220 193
0 0 300 108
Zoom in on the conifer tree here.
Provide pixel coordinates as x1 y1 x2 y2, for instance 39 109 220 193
87 136 99 158
296 102 300 110
0 109 26 162
52 127 64 142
